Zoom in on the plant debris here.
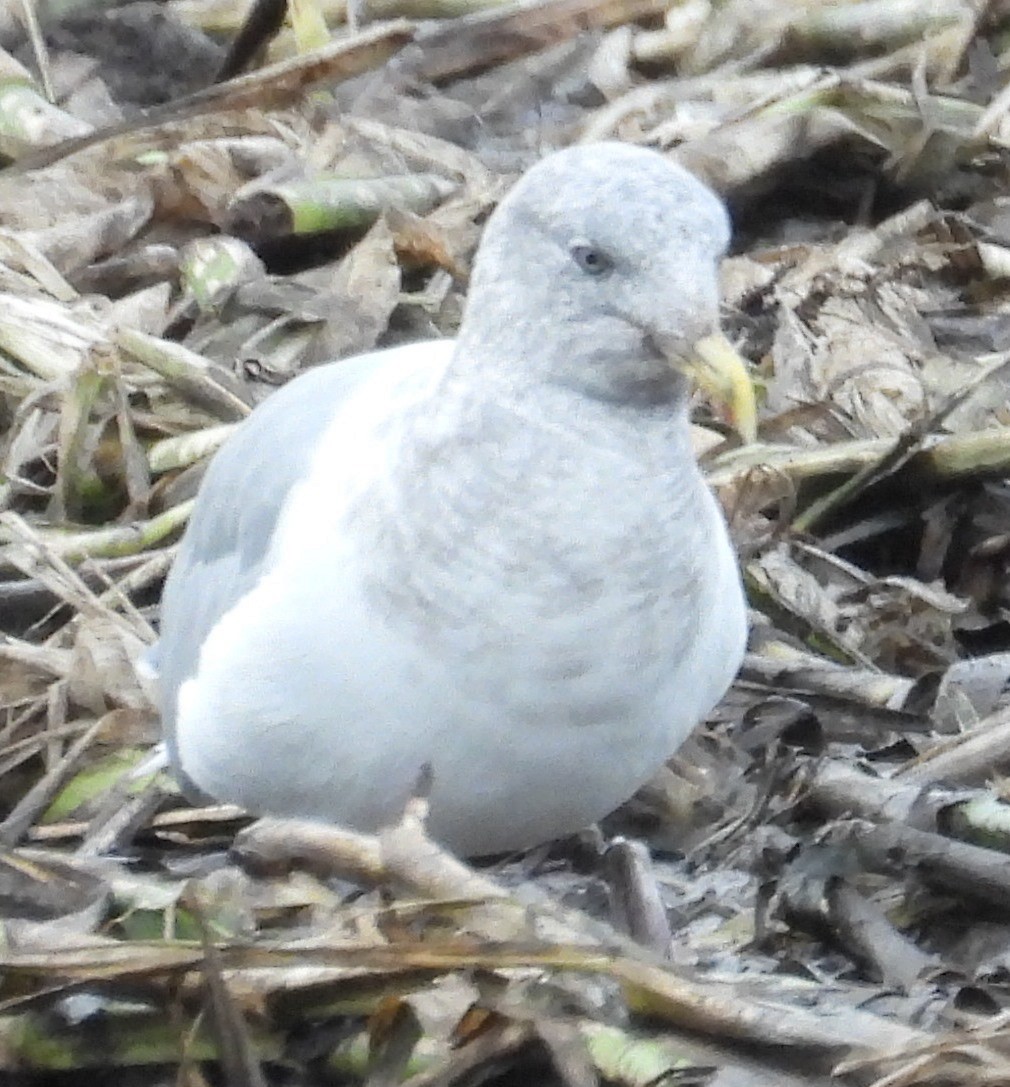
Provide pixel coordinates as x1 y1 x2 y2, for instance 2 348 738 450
5 0 1010 1083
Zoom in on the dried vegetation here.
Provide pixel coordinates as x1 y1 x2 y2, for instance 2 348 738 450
3 0 1010 1083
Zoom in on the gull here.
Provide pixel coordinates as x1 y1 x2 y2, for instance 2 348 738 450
154 142 755 856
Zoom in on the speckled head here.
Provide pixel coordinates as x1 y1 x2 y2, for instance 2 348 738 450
456 142 749 429
489 142 732 269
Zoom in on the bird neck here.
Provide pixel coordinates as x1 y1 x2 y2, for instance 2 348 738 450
435 336 697 466
450 280 693 418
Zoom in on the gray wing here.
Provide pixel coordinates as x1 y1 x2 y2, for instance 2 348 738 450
155 344 446 766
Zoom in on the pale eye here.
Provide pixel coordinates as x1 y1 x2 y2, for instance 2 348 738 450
570 242 613 276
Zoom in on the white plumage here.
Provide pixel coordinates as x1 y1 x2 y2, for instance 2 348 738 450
155 143 752 856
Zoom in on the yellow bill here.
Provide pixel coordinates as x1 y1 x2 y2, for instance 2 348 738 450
684 332 757 444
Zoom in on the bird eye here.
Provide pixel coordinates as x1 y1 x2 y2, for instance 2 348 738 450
570 242 612 276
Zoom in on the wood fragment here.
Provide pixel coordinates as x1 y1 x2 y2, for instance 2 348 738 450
233 816 385 885
776 872 936 989
601 838 671 954
828 819 1010 909
896 705 1010 787
116 327 253 421
227 173 456 240
0 502 194 565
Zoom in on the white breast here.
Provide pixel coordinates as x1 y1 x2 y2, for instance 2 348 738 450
175 369 746 855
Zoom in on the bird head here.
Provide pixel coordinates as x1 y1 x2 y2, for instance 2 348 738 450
462 142 755 442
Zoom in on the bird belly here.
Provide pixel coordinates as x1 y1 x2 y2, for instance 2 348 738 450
173 413 747 856
172 537 721 855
